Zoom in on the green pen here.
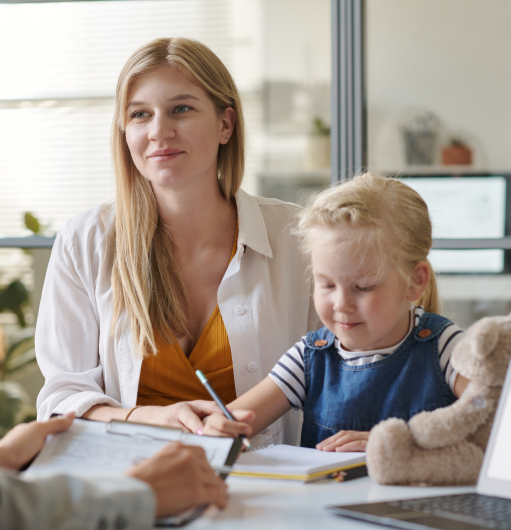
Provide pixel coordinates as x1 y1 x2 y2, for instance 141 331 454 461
195 369 252 450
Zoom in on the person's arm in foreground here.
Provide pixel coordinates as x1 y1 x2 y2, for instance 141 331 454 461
0 415 227 530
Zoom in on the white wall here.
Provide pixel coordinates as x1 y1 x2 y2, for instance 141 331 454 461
366 0 511 171
263 0 331 84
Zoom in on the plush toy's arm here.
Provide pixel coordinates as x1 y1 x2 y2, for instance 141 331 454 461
408 385 494 450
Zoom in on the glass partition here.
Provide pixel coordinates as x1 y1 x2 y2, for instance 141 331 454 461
364 0 511 328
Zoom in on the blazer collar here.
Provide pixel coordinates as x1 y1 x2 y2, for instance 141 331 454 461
235 188 273 259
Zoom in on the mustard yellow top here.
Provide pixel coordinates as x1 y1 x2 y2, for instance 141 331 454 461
137 229 238 406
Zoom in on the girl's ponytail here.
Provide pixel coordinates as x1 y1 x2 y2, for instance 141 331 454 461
415 260 441 315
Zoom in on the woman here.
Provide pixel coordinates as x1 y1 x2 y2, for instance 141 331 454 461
36 37 318 447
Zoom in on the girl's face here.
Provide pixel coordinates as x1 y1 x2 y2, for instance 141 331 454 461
125 65 234 194
311 227 415 352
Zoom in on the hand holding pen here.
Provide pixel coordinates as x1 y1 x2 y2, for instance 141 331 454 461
195 370 253 449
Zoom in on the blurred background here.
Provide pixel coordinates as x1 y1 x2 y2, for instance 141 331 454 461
1 0 511 432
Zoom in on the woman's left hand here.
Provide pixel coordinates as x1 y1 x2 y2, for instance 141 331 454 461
316 430 369 452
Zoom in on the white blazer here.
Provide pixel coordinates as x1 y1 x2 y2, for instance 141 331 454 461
36 189 319 447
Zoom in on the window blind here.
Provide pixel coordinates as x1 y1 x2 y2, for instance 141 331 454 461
0 0 263 236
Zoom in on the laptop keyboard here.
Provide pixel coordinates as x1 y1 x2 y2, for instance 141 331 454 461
389 494 511 530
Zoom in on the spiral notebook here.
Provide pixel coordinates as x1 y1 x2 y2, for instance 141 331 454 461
231 444 366 482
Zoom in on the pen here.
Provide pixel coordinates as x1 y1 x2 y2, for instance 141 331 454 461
195 369 252 450
212 465 233 475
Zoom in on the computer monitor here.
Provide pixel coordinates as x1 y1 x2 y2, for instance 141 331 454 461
400 174 509 274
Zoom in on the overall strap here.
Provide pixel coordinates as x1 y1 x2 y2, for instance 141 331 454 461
413 311 454 342
303 327 336 392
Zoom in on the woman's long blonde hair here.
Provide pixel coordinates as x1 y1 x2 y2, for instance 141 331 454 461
299 173 441 314
111 38 245 357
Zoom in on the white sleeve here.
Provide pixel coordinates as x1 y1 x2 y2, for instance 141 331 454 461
269 338 307 410
438 324 465 392
36 228 121 420
0 470 155 530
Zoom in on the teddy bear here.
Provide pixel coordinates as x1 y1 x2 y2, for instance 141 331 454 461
366 312 511 486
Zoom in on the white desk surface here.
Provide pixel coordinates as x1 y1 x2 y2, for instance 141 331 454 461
190 476 474 529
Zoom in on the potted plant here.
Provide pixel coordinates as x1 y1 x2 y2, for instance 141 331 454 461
0 281 37 436
402 111 440 166
304 117 331 170
441 138 472 165
0 211 45 436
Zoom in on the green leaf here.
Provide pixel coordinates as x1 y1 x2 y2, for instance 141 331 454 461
0 281 29 328
24 212 41 235
5 336 36 376
0 390 21 434
312 117 331 136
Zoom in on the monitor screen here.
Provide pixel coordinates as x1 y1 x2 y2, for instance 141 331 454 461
402 176 507 273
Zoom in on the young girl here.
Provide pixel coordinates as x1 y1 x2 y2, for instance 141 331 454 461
202 173 469 451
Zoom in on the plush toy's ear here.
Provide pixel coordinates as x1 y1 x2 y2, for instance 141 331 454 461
467 317 500 359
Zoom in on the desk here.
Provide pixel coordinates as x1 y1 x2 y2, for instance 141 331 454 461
190 476 473 529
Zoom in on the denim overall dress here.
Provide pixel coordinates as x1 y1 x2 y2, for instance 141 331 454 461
300 311 458 448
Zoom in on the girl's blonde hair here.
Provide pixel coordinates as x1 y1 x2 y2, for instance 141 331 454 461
111 37 245 357
299 173 441 314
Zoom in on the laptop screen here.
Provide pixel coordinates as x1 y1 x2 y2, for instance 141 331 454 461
478 359 511 497
486 375 511 482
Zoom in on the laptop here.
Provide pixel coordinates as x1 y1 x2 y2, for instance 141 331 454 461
326 359 511 530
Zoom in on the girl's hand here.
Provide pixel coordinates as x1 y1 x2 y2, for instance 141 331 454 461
316 430 369 452
202 410 255 438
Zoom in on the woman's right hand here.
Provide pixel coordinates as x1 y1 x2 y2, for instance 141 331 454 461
128 400 226 434
201 410 254 438
126 442 228 518
84 400 252 435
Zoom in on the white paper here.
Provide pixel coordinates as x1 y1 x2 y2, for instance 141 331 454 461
24 418 235 478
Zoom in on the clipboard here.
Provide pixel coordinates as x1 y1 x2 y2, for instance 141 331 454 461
24 418 242 526
105 419 242 470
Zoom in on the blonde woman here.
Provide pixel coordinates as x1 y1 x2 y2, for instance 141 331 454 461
36 38 317 447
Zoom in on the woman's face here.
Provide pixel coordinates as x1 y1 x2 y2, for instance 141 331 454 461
125 65 234 193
